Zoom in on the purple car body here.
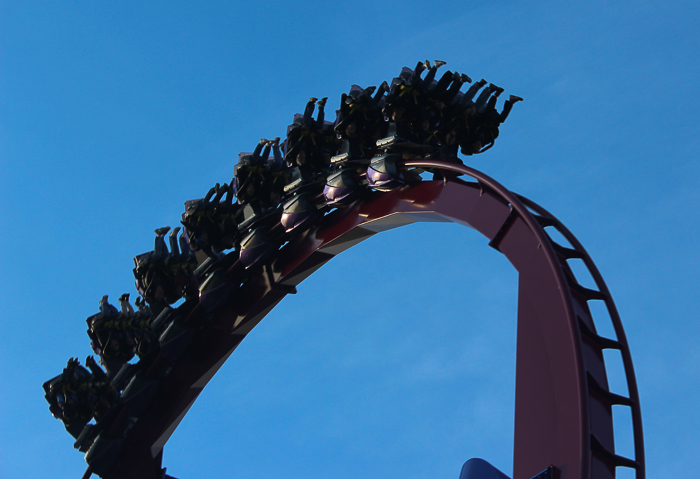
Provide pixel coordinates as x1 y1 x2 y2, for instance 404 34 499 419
366 153 405 191
280 193 319 233
323 168 362 206
238 228 276 269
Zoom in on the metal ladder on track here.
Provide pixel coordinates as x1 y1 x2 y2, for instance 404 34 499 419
516 194 645 479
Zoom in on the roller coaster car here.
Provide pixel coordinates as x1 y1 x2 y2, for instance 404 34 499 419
43 371 93 439
238 226 279 269
86 313 137 376
237 202 285 269
281 191 321 232
279 176 326 233
133 250 198 311
367 125 434 191
129 310 162 361
322 146 372 206
323 167 366 206
43 357 119 441
367 151 420 192
182 202 239 257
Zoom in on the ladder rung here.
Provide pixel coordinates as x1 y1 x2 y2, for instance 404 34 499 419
569 281 608 301
550 241 585 259
590 434 638 469
578 317 622 350
533 214 557 228
587 373 634 407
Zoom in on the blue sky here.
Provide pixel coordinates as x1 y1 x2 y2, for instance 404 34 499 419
1 1 698 478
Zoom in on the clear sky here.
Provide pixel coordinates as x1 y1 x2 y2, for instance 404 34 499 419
1 1 698 478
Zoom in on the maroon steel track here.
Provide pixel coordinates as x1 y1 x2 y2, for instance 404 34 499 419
93 160 643 479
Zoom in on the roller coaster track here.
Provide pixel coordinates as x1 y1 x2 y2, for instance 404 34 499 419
88 160 644 479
